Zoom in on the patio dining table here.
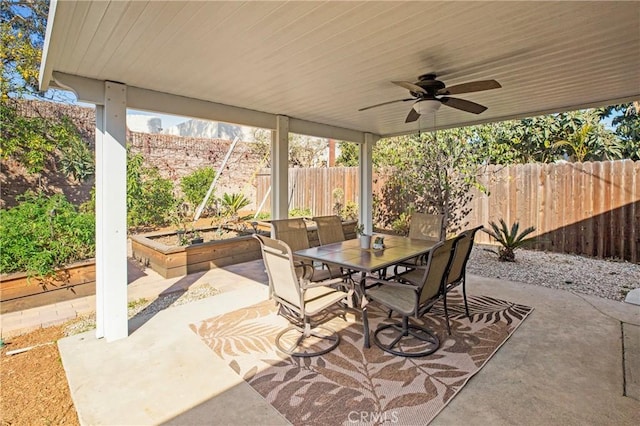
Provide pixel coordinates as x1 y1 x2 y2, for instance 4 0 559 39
294 234 438 348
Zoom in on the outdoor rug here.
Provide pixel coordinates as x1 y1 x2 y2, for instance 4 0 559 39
191 293 533 425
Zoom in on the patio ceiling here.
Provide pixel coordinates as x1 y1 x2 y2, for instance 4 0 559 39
40 1 639 139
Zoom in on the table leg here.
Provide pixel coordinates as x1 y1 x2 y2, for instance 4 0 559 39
358 272 370 348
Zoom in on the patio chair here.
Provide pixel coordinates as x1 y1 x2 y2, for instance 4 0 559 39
409 212 445 242
445 225 483 317
254 235 348 357
362 238 457 357
270 218 343 281
405 212 445 266
312 215 346 245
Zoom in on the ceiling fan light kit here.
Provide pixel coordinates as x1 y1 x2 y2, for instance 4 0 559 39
359 73 502 123
414 99 441 115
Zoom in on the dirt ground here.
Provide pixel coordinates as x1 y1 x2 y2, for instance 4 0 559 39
0 324 79 426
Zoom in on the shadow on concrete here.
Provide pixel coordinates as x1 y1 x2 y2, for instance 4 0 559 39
128 271 207 334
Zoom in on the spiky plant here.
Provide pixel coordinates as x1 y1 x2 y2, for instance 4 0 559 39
483 219 536 262
220 192 251 220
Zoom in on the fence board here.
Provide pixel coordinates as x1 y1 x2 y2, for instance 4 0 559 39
255 160 640 263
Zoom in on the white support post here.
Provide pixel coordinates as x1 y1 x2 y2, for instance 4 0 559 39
94 105 105 339
271 115 289 222
95 81 128 342
359 133 375 234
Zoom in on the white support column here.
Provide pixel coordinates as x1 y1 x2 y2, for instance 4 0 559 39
359 133 375 234
95 105 105 338
271 115 289 221
95 81 128 341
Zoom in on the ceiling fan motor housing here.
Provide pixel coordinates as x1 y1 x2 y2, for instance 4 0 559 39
415 74 445 97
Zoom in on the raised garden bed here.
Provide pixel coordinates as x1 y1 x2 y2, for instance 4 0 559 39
130 226 266 279
0 259 96 314
131 220 358 279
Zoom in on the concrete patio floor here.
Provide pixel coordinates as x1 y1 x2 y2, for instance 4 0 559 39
54 260 639 425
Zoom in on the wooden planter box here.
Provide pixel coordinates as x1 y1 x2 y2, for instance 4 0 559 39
130 227 265 279
0 259 96 314
131 221 358 279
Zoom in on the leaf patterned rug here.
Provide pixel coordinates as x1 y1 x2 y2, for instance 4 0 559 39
191 293 532 425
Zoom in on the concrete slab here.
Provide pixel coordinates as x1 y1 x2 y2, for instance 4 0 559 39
59 278 287 425
623 323 640 401
625 288 640 305
433 274 640 426
55 265 640 425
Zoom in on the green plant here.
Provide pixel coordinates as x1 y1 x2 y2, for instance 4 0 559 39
220 192 250 219
127 149 176 229
483 219 536 262
341 201 358 221
332 188 344 217
253 212 271 220
354 223 365 236
0 191 95 278
289 207 311 218
180 167 217 215
390 212 411 236
57 118 94 182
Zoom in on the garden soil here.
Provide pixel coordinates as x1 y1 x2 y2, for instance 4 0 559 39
0 324 79 425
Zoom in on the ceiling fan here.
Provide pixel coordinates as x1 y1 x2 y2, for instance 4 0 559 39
359 73 501 123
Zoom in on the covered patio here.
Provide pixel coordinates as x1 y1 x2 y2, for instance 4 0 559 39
57 260 639 424
39 0 640 342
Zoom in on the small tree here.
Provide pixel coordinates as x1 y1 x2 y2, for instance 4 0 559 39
336 141 359 166
127 149 176 229
180 166 217 215
374 128 485 236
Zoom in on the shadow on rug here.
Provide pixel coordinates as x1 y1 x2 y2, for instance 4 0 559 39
190 293 533 425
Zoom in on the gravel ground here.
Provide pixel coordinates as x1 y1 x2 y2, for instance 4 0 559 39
468 245 640 302
64 284 219 336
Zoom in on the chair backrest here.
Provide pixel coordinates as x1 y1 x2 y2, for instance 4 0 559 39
447 225 483 286
254 234 302 308
417 237 459 306
408 212 445 242
313 215 346 245
270 218 311 252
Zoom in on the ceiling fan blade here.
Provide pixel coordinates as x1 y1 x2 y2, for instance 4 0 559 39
405 108 421 123
437 79 501 96
392 81 427 94
358 98 413 112
440 97 488 114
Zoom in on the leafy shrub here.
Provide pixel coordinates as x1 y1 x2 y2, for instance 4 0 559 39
341 201 358 221
0 191 95 277
253 212 271 220
289 207 312 218
180 167 217 215
0 101 94 181
127 150 176 229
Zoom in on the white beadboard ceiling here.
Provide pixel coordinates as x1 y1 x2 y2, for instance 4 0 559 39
40 1 640 138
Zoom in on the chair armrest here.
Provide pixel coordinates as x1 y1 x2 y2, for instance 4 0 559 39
300 277 347 289
363 276 419 290
294 262 315 280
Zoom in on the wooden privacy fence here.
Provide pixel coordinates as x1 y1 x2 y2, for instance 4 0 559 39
255 160 640 263
467 159 639 263
256 167 360 217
